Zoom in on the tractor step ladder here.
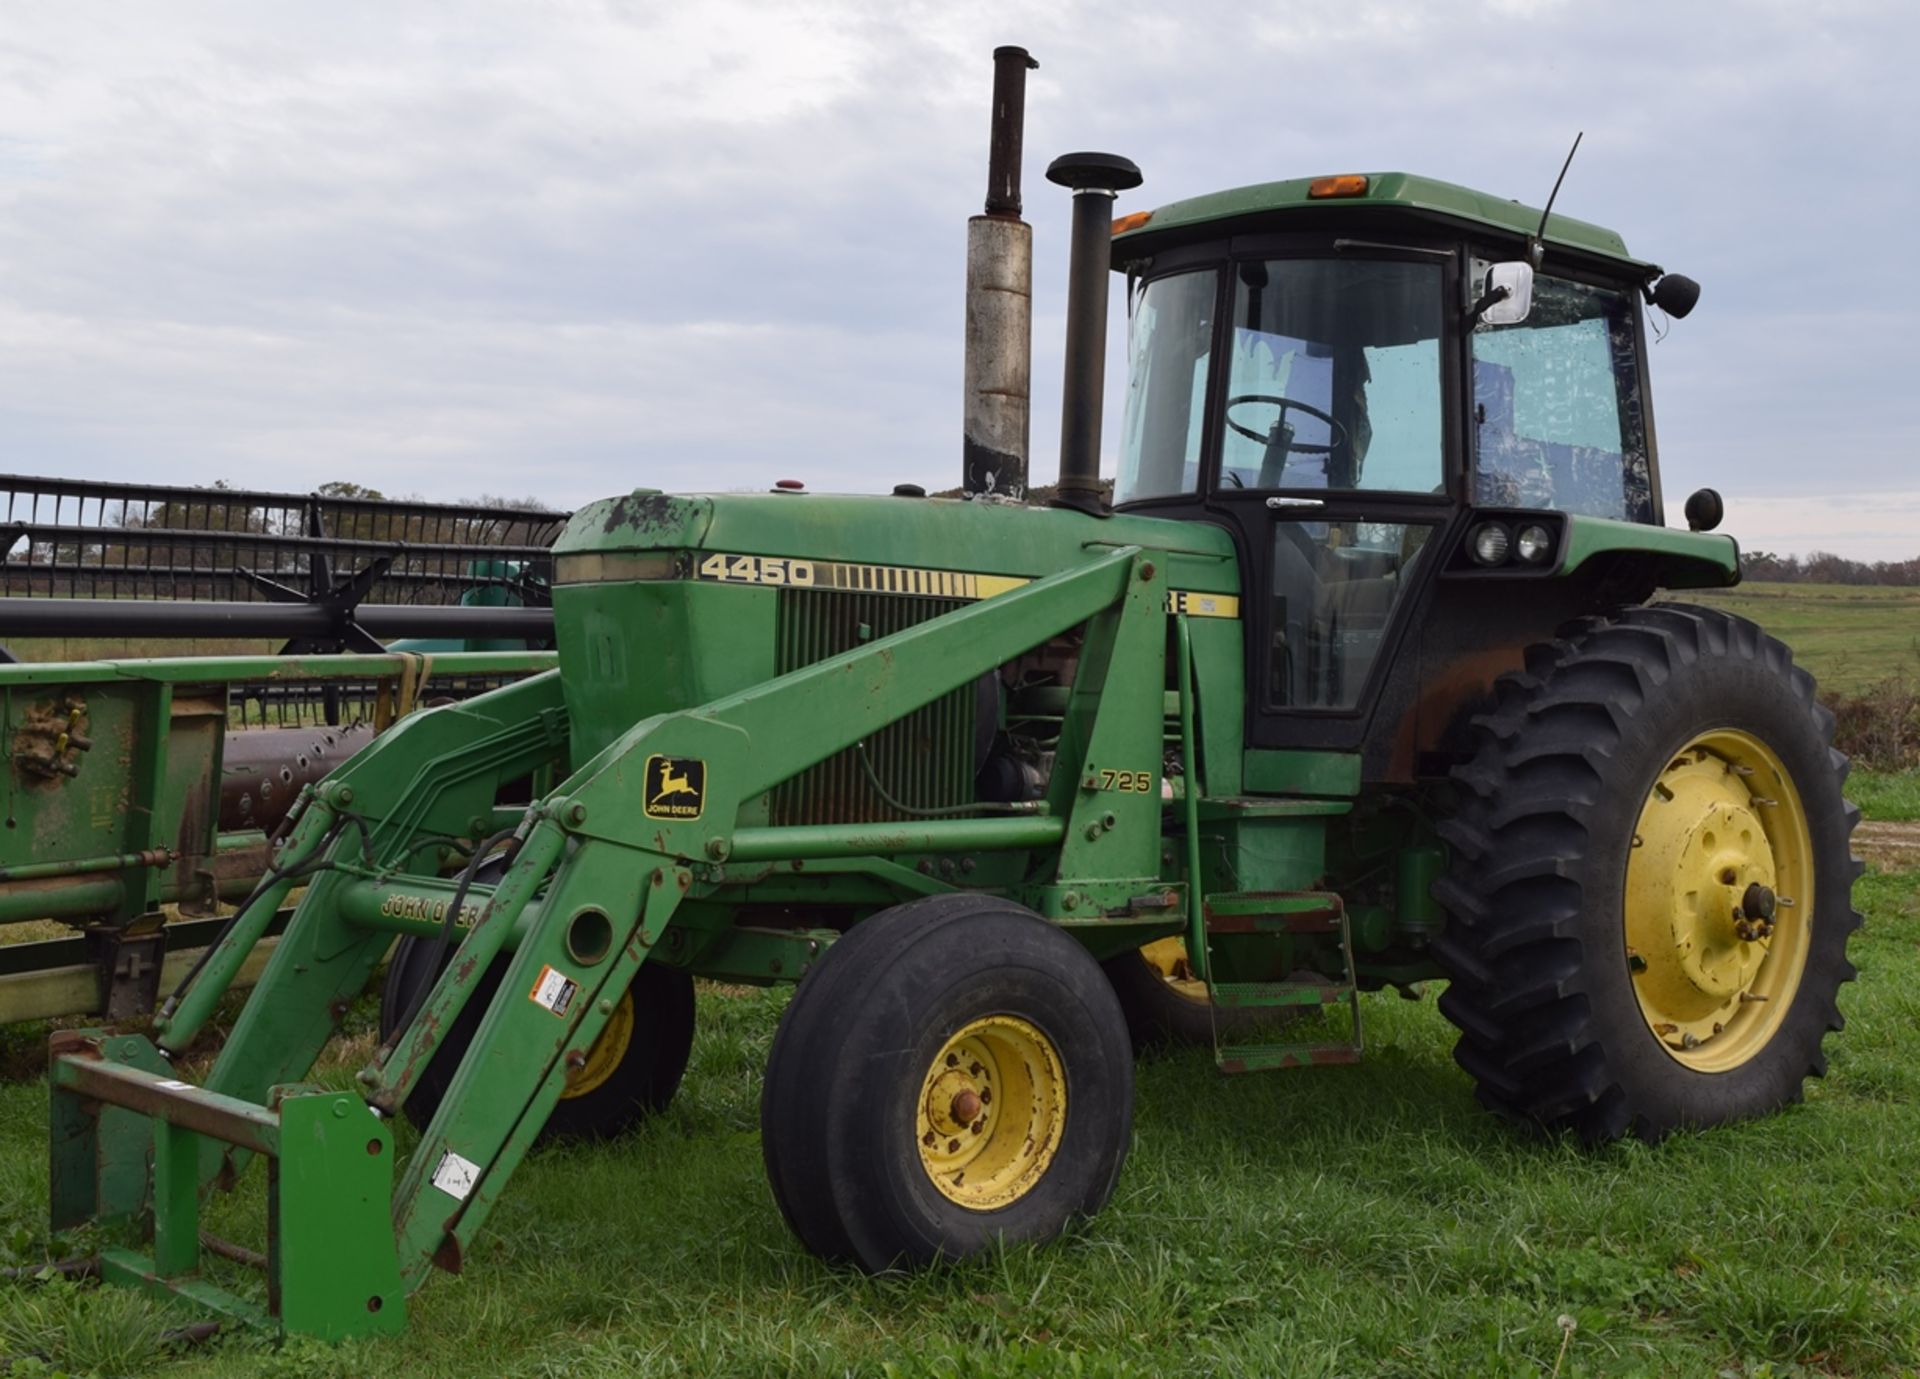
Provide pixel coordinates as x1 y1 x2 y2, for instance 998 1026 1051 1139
1201 891 1363 1073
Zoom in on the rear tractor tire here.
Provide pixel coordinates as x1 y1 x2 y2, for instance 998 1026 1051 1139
761 893 1133 1272
1431 603 1861 1143
1102 937 1295 1053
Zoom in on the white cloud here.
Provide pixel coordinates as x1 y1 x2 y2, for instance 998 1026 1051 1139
1727 491 1920 563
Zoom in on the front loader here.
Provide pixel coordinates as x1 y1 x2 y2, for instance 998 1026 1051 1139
48 71 1858 1342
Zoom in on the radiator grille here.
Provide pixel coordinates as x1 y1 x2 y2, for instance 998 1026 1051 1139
770 588 976 825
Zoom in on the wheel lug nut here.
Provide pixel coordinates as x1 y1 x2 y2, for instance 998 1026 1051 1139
971 1117 987 1134
969 1062 983 1077
922 1130 936 1147
945 1053 959 1068
979 1088 991 1105
947 1138 960 1153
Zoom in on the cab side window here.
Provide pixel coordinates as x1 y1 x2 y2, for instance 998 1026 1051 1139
1471 274 1652 522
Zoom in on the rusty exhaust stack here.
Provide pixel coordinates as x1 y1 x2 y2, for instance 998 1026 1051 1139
1046 151 1142 516
962 46 1039 502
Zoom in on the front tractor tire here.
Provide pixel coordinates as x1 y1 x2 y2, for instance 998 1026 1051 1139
761 894 1133 1273
1432 604 1861 1143
379 939 695 1141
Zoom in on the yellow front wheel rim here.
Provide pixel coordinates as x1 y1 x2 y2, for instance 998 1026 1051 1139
1624 729 1814 1072
561 989 634 1099
915 1015 1066 1210
1138 936 1210 1004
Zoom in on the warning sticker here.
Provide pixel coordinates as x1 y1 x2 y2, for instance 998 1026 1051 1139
642 754 705 820
431 1149 481 1201
529 964 579 1018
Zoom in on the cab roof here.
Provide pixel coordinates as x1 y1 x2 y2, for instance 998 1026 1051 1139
1114 171 1657 274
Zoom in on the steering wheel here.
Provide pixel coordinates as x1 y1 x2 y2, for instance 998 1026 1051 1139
1224 394 1347 454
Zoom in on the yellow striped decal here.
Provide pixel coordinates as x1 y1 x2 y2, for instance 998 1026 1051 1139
1166 590 1241 619
665 551 1239 617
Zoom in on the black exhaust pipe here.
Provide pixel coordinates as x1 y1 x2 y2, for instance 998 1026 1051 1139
984 46 1037 218
1045 152 1142 516
963 46 1041 502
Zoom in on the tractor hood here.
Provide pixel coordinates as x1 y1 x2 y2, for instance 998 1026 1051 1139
553 490 1241 587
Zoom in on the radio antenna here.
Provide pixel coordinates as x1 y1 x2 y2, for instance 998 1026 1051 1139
1529 131 1583 269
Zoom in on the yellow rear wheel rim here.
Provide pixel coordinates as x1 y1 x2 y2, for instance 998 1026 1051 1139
561 988 634 1099
1139 936 1209 1004
915 1015 1066 1211
1624 729 1814 1072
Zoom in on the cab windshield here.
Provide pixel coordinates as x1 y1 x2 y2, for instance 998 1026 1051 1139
1115 258 1446 505
1221 259 1444 494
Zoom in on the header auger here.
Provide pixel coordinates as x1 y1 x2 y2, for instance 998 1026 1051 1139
46 51 1857 1341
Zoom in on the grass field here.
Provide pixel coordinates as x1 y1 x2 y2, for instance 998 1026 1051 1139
1676 582 1920 696
5 638 281 664
4 853 1920 1375
1850 767 1920 824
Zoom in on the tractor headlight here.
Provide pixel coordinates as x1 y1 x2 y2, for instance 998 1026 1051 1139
1515 523 1554 565
1469 522 1511 566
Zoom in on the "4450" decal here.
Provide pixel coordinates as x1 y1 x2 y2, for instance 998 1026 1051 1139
696 553 818 587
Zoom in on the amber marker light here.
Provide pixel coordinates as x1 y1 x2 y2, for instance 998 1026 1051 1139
1307 175 1369 199
1110 210 1153 235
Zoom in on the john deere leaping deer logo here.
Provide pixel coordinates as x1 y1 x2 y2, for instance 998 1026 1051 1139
643 755 706 820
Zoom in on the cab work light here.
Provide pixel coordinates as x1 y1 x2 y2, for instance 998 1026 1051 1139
1515 523 1555 565
1469 522 1511 566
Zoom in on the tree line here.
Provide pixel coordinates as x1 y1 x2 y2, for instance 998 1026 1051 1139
1739 551 1920 586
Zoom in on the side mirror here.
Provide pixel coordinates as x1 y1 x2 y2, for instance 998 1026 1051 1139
1684 487 1724 532
1649 273 1701 320
1472 262 1534 327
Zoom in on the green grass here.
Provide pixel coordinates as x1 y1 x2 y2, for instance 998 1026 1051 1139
1676 582 1920 695
4 636 280 664
6 862 1920 1377
1848 768 1920 823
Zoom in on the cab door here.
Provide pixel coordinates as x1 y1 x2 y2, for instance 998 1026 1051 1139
1207 245 1460 753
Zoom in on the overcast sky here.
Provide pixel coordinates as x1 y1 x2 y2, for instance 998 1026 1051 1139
1 1 1913 556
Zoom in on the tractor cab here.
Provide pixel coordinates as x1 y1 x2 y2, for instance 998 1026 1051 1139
1107 173 1703 764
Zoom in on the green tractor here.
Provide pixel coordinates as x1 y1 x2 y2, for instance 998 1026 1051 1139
47 130 1857 1338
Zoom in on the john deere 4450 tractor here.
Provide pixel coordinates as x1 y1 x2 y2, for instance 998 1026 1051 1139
47 141 1857 1338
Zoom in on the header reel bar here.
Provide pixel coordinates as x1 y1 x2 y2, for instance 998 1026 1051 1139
0 473 565 651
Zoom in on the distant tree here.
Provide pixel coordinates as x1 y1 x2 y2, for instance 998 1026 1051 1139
105 479 271 595
461 493 561 513
118 478 270 534
314 480 389 502
311 480 398 543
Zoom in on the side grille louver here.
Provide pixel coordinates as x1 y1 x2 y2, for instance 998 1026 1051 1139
770 589 976 826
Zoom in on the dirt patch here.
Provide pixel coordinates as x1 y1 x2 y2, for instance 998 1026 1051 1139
1856 821 1920 871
